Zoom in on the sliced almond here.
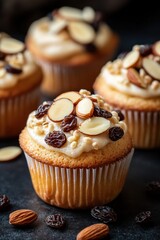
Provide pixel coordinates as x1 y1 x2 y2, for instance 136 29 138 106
55 91 81 105
82 7 95 22
76 98 94 119
127 68 146 88
79 117 110 135
68 21 95 44
50 19 67 34
0 68 6 78
0 37 25 55
123 51 140 69
48 98 74 122
152 41 160 56
58 7 82 21
142 57 160 81
0 146 22 162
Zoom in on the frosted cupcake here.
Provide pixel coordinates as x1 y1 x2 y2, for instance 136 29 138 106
26 6 119 96
0 33 42 137
19 89 133 209
94 42 160 148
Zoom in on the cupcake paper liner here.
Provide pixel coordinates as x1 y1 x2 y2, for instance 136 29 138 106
0 87 40 137
25 149 134 209
122 110 160 148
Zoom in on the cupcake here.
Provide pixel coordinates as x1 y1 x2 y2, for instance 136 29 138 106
19 89 134 209
93 42 160 148
0 33 43 137
26 6 119 96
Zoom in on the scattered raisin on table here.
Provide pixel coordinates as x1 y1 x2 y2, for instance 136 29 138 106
91 206 117 224
109 127 124 141
0 195 10 211
146 181 160 197
139 45 152 57
35 101 52 119
60 115 77 132
114 110 125 121
94 106 112 119
45 214 66 229
135 211 151 224
45 131 66 148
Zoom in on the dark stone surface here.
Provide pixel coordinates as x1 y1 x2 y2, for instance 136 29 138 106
0 137 160 240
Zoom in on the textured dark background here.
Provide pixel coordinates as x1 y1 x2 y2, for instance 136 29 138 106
0 0 160 239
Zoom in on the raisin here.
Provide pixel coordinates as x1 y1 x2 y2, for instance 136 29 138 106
94 106 112 119
139 45 152 57
135 211 151 224
91 206 117 224
35 101 52 119
60 115 77 132
0 195 10 211
109 127 124 141
146 181 160 197
85 43 97 53
45 214 66 229
114 110 125 121
45 131 66 148
91 12 103 32
0 52 5 60
5 64 22 74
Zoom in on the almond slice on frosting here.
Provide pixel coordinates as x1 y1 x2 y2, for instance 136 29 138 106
68 21 95 44
152 41 160 56
48 98 74 122
127 68 146 88
50 19 67 34
142 58 160 81
0 37 25 55
0 146 22 162
58 7 82 21
82 7 95 22
76 98 94 119
55 91 82 105
79 117 110 135
123 51 140 69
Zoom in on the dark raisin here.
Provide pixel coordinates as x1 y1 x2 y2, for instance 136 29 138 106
91 206 117 224
60 115 77 132
91 12 103 32
117 51 128 59
146 181 160 197
114 110 125 121
45 131 66 148
85 43 97 53
0 195 10 211
94 106 112 119
5 64 22 74
109 127 124 141
135 211 151 224
139 45 152 57
45 214 66 229
0 52 5 60
35 101 52 119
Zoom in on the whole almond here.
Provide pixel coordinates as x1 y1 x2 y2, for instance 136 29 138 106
9 209 38 226
76 223 109 240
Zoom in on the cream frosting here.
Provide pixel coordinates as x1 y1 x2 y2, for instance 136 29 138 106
26 90 127 158
28 7 112 60
0 50 39 89
101 45 160 98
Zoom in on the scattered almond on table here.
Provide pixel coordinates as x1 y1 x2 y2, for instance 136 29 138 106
0 146 22 162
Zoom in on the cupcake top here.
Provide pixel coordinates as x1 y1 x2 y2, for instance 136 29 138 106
100 42 160 98
0 33 41 92
27 6 113 60
27 89 127 158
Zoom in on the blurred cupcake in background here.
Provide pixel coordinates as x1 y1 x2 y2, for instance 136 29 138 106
0 33 42 138
26 6 119 97
94 42 160 148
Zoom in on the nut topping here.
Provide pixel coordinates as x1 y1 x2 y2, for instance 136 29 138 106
142 57 160 81
48 98 74 122
0 37 25 55
76 98 94 119
123 50 140 69
76 223 109 240
127 68 146 88
79 117 110 136
58 7 82 21
9 209 38 226
152 41 160 56
55 91 81 105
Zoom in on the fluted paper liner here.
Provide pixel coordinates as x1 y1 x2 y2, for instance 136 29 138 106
0 88 40 137
122 110 160 148
24 149 134 209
